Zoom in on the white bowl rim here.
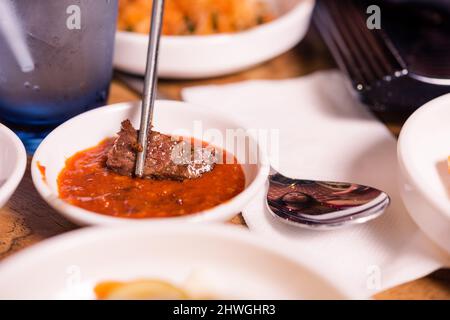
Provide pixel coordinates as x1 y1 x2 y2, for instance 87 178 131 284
0 123 27 207
398 93 450 220
116 0 314 43
31 100 270 226
0 223 351 299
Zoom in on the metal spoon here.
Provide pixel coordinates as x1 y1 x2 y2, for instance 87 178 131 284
135 0 165 178
266 168 390 230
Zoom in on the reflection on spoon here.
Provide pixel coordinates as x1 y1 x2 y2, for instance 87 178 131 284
266 168 390 230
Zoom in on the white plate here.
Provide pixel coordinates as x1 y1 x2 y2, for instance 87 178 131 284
31 100 269 226
0 224 348 299
0 123 26 209
398 94 450 254
114 0 315 79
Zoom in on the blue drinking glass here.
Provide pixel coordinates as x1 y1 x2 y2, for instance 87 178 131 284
0 0 118 152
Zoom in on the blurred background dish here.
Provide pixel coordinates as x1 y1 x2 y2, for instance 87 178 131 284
0 224 349 299
398 93 450 254
114 0 315 78
0 123 26 209
118 0 274 35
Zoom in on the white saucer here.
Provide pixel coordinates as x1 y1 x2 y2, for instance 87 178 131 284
0 123 27 209
398 93 450 254
114 0 315 79
0 224 349 299
31 101 269 226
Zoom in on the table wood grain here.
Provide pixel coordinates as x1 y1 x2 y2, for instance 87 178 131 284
1 30 449 300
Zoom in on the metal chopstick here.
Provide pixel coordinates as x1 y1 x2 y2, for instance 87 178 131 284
135 0 165 178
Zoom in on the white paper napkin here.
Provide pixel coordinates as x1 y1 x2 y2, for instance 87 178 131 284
182 70 450 298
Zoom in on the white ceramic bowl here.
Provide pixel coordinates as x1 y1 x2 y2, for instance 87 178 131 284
0 123 27 209
0 224 348 299
31 101 269 226
398 93 450 254
114 0 315 79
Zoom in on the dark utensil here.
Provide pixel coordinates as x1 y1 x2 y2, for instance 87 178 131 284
314 0 450 121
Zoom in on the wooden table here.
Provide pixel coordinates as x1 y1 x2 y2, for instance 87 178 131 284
1 30 449 300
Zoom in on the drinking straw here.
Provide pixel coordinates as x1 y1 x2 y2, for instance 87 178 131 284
0 0 35 72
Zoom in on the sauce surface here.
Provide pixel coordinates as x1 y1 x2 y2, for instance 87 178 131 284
58 139 245 219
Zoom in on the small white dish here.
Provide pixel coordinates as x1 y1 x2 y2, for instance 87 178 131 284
398 93 450 254
0 123 27 209
0 224 348 299
114 0 315 79
31 100 269 226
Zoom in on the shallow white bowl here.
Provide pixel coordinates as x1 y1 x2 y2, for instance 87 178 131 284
31 101 269 226
114 0 315 79
0 224 348 299
0 123 26 209
398 93 450 254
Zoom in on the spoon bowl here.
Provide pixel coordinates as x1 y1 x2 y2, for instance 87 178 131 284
266 169 390 230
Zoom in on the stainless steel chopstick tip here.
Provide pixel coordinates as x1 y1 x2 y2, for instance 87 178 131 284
135 0 165 178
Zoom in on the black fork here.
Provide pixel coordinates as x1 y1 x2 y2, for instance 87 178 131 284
314 0 407 92
313 0 450 120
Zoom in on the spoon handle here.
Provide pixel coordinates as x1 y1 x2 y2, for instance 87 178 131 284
135 0 165 177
